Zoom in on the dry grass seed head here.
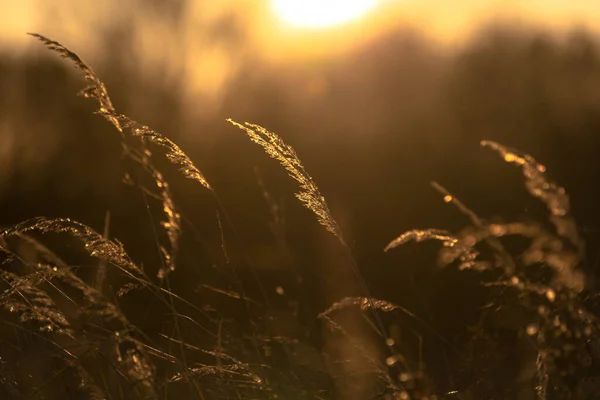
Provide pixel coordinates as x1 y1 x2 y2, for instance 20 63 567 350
0 268 73 336
30 34 211 191
318 297 417 319
108 112 212 189
227 119 344 242
385 228 484 270
27 33 115 116
30 33 213 279
12 233 132 325
1 217 143 277
481 140 583 253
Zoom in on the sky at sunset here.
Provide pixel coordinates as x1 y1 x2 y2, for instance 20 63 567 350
2 1 599 47
2 0 600 103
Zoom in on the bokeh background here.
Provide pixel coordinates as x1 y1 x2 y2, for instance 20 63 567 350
2 0 600 398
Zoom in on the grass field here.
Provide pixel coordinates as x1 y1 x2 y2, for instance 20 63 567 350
0 33 599 400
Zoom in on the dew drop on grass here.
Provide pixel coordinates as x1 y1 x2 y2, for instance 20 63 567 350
386 355 398 366
527 324 539 336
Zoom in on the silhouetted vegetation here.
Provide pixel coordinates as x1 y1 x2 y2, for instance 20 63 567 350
1 18 600 400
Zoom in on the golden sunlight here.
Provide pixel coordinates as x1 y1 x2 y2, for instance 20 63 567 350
270 0 380 29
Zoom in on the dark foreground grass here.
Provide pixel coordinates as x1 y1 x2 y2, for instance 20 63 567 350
0 33 598 399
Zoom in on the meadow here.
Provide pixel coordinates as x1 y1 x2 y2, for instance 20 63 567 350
1 27 600 400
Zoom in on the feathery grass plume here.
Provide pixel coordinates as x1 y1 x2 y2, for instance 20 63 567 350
385 228 485 270
29 33 211 279
480 141 567 216
116 282 145 297
421 147 596 397
13 233 131 325
438 221 554 268
168 363 268 400
169 362 256 382
3 234 139 337
0 244 147 399
318 297 416 319
483 278 558 299
29 33 209 188
1 239 147 397
159 333 268 395
0 268 72 336
481 140 583 253
227 120 344 243
26 33 116 119
1 217 143 276
441 218 585 290
2 235 161 398
106 112 211 189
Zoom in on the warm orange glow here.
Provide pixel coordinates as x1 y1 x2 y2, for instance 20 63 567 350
3 0 600 99
270 0 380 29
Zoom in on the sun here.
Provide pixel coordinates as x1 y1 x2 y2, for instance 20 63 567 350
271 0 380 29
